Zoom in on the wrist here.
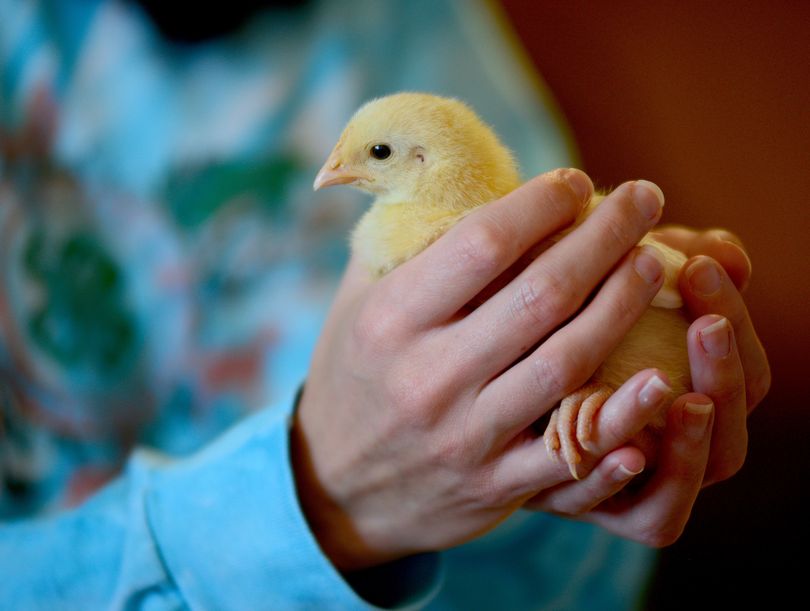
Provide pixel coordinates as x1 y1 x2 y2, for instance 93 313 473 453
289 408 393 571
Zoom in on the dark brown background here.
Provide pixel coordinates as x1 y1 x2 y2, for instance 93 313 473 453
499 1 810 607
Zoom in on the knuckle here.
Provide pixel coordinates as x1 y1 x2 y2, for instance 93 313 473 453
352 303 399 351
606 286 646 329
536 170 588 216
430 435 460 465
351 298 407 355
552 498 590 517
478 479 508 508
470 464 509 507
455 217 511 276
510 269 576 327
531 352 581 400
644 527 683 549
634 517 685 548
429 429 483 480
597 207 637 248
383 368 438 427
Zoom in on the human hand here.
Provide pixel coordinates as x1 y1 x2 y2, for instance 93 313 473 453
525 227 770 546
659 227 771 484
292 170 671 569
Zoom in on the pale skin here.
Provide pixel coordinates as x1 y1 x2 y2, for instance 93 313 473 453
292 169 770 571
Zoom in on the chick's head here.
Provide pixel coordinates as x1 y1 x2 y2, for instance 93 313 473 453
314 92 519 208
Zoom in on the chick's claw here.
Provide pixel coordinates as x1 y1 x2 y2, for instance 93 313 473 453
543 383 614 479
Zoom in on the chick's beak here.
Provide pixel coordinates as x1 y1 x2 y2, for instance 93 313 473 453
313 152 369 191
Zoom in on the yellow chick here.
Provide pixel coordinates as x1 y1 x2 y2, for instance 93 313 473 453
313 92 520 277
314 92 690 478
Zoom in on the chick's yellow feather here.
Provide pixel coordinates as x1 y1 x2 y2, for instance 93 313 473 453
314 92 520 276
315 92 691 479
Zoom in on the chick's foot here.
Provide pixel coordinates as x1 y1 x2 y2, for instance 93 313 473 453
543 383 614 479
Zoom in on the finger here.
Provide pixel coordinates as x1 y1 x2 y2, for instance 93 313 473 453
376 169 592 328
653 225 746 252
575 369 672 457
680 256 770 411
475 246 665 441
653 226 752 291
493 368 672 495
686 314 748 484
586 396 714 547
458 181 665 382
524 446 646 515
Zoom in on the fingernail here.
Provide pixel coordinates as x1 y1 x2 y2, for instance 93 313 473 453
634 180 665 220
638 374 671 408
725 240 753 290
685 256 722 297
725 239 752 270
564 168 593 204
683 401 713 439
613 463 644 481
699 317 731 358
634 245 664 284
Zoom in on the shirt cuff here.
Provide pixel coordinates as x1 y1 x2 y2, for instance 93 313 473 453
144 394 441 609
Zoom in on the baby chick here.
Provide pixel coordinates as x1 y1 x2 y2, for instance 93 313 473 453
314 92 520 277
314 92 690 478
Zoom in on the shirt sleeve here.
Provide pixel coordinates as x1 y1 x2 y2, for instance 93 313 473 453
0 396 441 610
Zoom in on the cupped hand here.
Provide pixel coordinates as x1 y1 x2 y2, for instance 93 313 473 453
659 226 770 483
292 170 670 569
525 226 770 546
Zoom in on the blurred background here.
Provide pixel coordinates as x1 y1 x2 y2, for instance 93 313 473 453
499 1 810 607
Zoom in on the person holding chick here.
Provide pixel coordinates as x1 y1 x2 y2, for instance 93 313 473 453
0 1 768 609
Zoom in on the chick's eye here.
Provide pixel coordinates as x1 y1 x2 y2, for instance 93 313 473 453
370 144 392 160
